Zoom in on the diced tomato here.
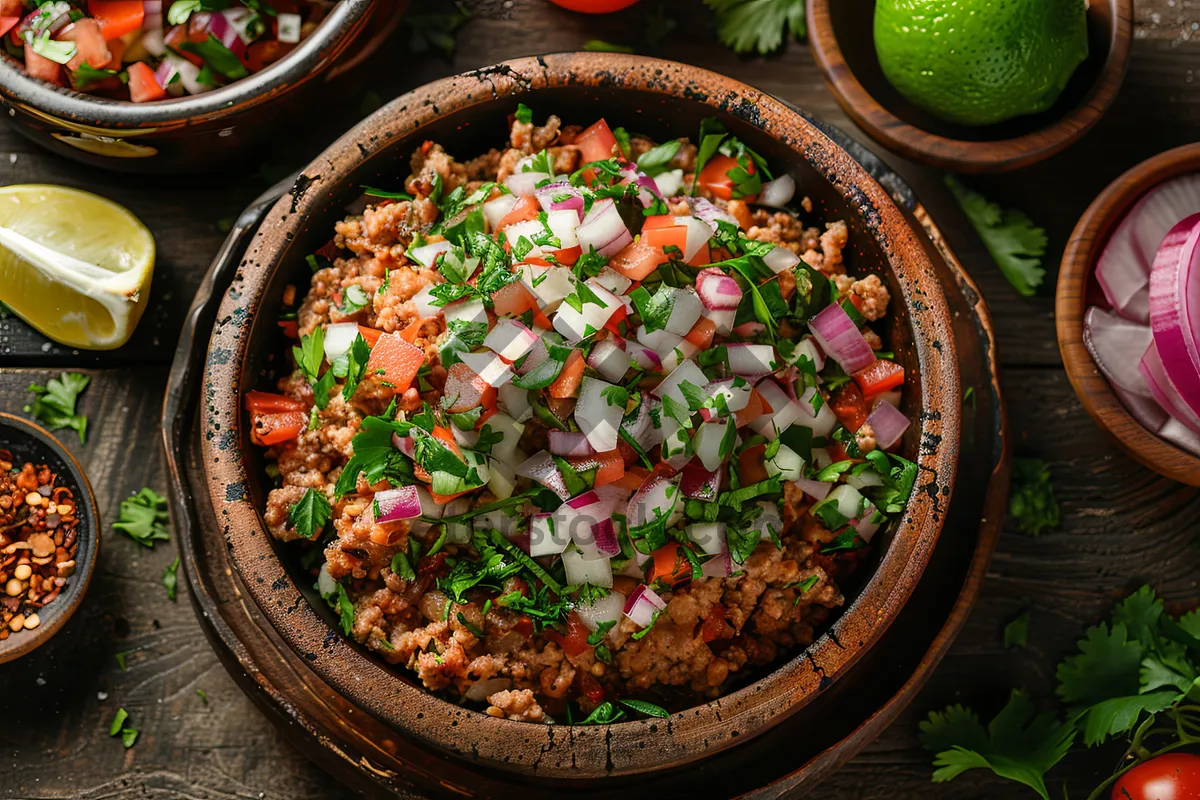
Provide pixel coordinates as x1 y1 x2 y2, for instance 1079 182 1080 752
548 349 585 399
431 488 473 504
277 320 299 338
164 25 203 65
854 358 905 397
314 240 340 261
443 361 497 413
0 16 19 37
513 616 534 639
492 280 539 318
828 440 851 463
548 244 581 264
365 332 425 393
547 0 639 12
592 449 625 487
105 36 125 66
545 611 591 659
395 319 423 344
613 464 650 492
683 317 716 349
575 119 621 163
245 390 307 414
58 19 111 71
829 383 871 433
242 39 292 73
608 238 665 281
734 387 770 428
125 61 165 103
700 604 729 643
643 225 688 258
357 324 384 347
649 543 691 587
738 444 769 485
687 244 711 267
417 551 448 576
88 0 143 40
476 407 498 428
603 304 627 336
641 215 675 230
575 671 606 705
699 154 756 202
495 194 540 232
250 411 306 446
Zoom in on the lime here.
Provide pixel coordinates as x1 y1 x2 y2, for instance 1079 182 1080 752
874 0 1089 127
0 185 155 350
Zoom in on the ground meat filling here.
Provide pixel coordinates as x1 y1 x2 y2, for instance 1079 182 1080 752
254 113 901 721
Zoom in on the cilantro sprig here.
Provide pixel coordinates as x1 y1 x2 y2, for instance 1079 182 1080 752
25 372 90 443
704 0 805 55
113 488 171 547
946 175 1047 297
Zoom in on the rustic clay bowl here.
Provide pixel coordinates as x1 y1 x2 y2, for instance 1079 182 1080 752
0 0 402 174
199 53 961 777
1057 143 1200 486
0 413 100 663
807 0 1134 173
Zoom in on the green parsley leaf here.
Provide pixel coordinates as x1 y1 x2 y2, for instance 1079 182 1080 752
113 488 171 547
582 39 635 53
115 651 129 671
361 185 413 200
619 698 670 718
391 550 416 581
167 0 201 24
636 139 681 177
70 61 118 90
945 175 1047 297
514 102 533 124
704 0 806 54
1003 610 1029 648
162 556 180 601
335 583 354 635
1009 458 1060 536
179 34 249 79
340 333 373 401
30 30 75 64
289 488 332 539
578 701 625 725
196 689 208 705
25 371 90 443
121 727 139 748
919 691 1074 800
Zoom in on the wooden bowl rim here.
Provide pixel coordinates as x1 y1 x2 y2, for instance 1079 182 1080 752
0 412 100 663
198 53 962 776
806 0 1134 173
1056 142 1200 486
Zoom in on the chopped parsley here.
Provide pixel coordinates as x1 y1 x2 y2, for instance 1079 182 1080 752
162 557 180 601
289 488 332 540
113 488 171 547
1009 458 1060 536
945 175 1047 297
25 371 90 443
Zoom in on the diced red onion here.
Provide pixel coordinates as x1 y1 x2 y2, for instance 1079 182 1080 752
757 174 796 208
674 216 714 262
587 338 632 382
627 464 680 533
141 0 162 27
549 430 593 457
207 9 247 56
483 194 518 229
865 401 910 450
561 546 613 588
534 181 586 220
515 335 549 375
695 267 743 310
516 450 571 499
793 477 832 502
276 11 302 43
623 584 667 627
678 196 738 231
373 486 422 523
809 303 876 374
504 165 552 197
577 199 632 258
574 590 626 631
629 346 662 372
725 343 778 379
679 459 719 501
390 431 415 458
701 552 732 579
1160 418 1200 456
763 245 801 274
407 239 452 268
854 504 882 542
1147 212 1200 416
153 58 178 90
621 395 658 449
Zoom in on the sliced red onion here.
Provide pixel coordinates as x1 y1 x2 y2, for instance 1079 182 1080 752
705 307 737 337
1096 173 1200 324
791 336 826 371
680 196 738 231
1141 343 1200 434
561 547 613 588
577 198 632 258
757 174 796 208
516 450 570 499
535 181 586 220
373 486 422 523
763 245 801 274
483 194 518 229
1147 212 1200 415
679 459 719 501
574 590 626 631
1084 306 1154 396
809 303 875 374
629 346 662 372
726 343 778 379
653 169 684 199
621 395 659 449
1160 418 1200 456
142 0 163 27
390 431 415 459
793 476 832 502
529 512 569 557
865 401 910 450
1113 385 1169 434
141 26 167 57
696 267 743 310
549 430 594 457
623 584 667 627
663 287 704 336
576 376 624 452
207 9 247 56
701 552 732 579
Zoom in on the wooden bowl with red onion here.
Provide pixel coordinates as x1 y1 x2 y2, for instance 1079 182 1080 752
1058 143 1200 486
198 54 960 777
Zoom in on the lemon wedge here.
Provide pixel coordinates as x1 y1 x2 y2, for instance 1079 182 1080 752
0 185 156 350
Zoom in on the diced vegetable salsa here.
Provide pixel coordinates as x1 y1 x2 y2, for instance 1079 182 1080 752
248 106 917 724
5 0 326 100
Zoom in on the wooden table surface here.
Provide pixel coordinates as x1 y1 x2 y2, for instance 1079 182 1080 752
2 1 1199 797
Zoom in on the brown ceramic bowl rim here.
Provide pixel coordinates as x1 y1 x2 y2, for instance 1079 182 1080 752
1056 143 1200 486
806 0 1134 173
0 412 100 663
0 0 372 126
199 53 960 776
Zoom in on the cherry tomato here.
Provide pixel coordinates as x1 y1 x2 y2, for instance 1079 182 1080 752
1112 753 1200 800
547 0 639 13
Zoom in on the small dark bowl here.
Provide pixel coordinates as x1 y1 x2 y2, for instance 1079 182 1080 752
807 0 1134 173
0 0 401 174
197 54 962 778
1057 144 1200 486
0 413 100 663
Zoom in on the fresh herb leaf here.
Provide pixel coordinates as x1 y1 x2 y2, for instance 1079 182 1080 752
1009 458 1059 536
583 39 634 53
179 34 250 79
361 185 413 200
70 61 118 90
289 488 332 539
196 689 208 705
113 488 171 547
945 175 1047 297
162 556 180 601
619 698 670 718
167 0 201 24
514 102 533 124
401 1 470 57
340 333 373 401
391 550 416 581
109 708 128 736
25 371 90 443
1004 610 1029 648
704 0 806 54
578 701 625 725
636 139 681 177
121 728 139 748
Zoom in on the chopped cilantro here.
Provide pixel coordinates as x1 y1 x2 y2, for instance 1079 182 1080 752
288 488 332 539
162 557 180 601
1009 458 1060 536
113 488 171 547
945 175 1047 297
